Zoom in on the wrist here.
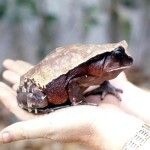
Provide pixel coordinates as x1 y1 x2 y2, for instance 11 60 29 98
139 135 150 150
110 80 150 124
120 81 150 124
90 107 144 150
123 124 150 150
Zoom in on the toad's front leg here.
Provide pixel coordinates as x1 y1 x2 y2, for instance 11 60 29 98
84 81 123 100
67 76 123 106
67 75 102 106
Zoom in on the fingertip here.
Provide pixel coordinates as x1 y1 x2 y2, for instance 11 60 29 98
16 60 33 69
0 118 48 143
2 70 20 84
0 122 28 143
3 59 14 68
0 132 13 143
13 84 19 91
2 70 8 78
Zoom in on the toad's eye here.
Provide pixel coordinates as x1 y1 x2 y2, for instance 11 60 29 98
113 46 125 59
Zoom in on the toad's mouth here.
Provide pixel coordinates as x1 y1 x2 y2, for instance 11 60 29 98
106 65 131 72
106 55 133 72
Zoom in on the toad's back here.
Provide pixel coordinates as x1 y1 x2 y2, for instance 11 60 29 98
20 41 128 87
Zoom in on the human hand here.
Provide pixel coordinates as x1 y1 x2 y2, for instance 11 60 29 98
0 59 148 150
0 59 35 120
110 74 150 125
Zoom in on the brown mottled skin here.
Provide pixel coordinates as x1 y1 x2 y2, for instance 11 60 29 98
17 42 133 114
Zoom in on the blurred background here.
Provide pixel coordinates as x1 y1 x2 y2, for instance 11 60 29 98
0 0 150 149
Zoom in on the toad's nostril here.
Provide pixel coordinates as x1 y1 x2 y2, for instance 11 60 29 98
128 56 133 63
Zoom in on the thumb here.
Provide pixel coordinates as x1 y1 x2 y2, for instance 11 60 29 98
0 116 50 143
0 106 96 144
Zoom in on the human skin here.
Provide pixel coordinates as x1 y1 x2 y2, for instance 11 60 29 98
0 59 150 150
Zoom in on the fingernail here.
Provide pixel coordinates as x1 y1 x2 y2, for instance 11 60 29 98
2 132 12 143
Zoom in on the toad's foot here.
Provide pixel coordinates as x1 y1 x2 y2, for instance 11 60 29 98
84 81 123 101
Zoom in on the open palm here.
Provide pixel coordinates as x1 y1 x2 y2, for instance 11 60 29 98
0 59 149 150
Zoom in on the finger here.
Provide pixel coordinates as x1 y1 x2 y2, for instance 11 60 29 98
12 84 19 91
0 106 96 144
15 60 33 70
0 82 34 120
3 70 20 85
0 82 16 95
3 59 33 75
